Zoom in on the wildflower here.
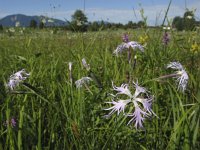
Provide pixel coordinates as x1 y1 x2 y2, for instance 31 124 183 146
104 81 156 129
133 80 147 97
4 118 17 128
122 33 129 43
112 82 132 97
139 34 149 45
104 99 131 118
113 41 144 56
68 62 73 83
69 62 72 72
75 77 92 88
191 42 199 53
7 69 30 90
127 103 146 129
82 58 90 71
113 43 129 56
128 41 144 52
162 32 170 45
10 118 17 127
167 62 189 92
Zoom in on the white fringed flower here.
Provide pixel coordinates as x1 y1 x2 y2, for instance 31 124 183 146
75 77 92 88
167 62 189 92
113 41 144 56
112 82 132 97
133 80 147 97
127 102 146 129
7 69 30 90
104 99 131 118
104 81 156 129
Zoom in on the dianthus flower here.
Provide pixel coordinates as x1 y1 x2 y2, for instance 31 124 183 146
104 81 156 129
7 69 30 90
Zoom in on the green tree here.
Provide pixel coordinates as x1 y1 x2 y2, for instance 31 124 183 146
88 21 100 31
39 22 45 29
172 16 184 31
29 19 37 28
137 21 145 28
0 24 3 31
70 9 88 32
183 10 196 31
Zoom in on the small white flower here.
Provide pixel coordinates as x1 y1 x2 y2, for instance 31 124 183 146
68 62 72 71
7 69 30 90
167 62 189 92
75 77 92 88
82 58 90 71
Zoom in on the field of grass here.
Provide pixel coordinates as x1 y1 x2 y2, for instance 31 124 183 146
0 27 200 149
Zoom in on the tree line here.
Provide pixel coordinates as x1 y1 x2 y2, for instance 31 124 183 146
172 9 200 31
0 9 199 32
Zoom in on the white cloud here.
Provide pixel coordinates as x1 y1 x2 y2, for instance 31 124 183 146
44 5 187 26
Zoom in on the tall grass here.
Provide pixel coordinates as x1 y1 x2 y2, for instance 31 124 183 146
0 27 200 149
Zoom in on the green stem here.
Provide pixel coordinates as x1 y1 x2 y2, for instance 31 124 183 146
18 94 28 150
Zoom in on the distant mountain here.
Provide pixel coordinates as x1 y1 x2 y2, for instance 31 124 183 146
0 14 67 27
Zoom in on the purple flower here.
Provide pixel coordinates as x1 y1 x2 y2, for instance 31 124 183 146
4 118 17 128
122 33 129 43
162 32 170 45
11 118 17 127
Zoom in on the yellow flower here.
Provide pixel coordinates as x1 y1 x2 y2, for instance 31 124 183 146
191 42 199 53
139 35 149 45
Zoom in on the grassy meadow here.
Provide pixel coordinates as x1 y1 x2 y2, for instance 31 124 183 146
0 27 200 149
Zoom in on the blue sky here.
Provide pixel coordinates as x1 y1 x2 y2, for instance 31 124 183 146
0 0 200 25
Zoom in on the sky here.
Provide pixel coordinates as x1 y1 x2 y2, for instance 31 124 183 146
0 0 200 25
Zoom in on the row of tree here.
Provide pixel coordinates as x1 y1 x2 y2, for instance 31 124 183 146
65 10 146 31
68 9 200 32
27 10 146 31
172 10 200 31
1 9 199 32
